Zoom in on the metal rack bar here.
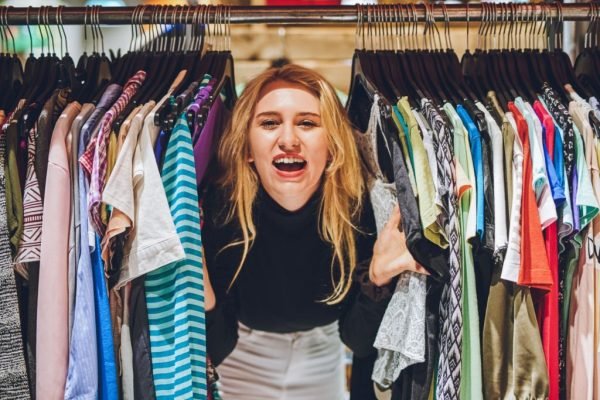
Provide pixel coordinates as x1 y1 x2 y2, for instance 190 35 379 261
0 3 594 25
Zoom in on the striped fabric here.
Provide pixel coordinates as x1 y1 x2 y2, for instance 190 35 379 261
145 112 207 399
15 126 43 263
85 71 146 236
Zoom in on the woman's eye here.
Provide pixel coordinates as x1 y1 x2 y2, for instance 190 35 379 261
298 120 318 128
260 120 279 129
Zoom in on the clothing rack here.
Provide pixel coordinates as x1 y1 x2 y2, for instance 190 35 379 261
0 3 595 26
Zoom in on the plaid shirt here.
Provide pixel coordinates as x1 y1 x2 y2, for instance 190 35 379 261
87 71 146 236
79 84 123 181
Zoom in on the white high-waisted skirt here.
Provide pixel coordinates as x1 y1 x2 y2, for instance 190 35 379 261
216 321 346 400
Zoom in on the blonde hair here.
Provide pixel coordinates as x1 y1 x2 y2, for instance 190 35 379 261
217 64 364 304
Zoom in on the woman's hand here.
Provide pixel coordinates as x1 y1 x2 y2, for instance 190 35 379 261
369 205 429 287
204 256 217 311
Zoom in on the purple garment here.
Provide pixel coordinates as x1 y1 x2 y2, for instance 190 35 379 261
572 167 580 234
193 97 227 187
154 129 169 171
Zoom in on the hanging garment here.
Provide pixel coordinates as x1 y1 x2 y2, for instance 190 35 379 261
36 101 81 400
0 110 30 399
533 100 562 400
64 103 98 400
522 100 558 230
397 98 445 248
113 74 185 289
508 102 552 289
502 112 524 281
35 88 71 199
358 96 426 389
194 96 228 189
91 233 119 400
432 100 469 399
83 71 146 236
145 112 207 399
476 102 507 253
15 126 43 265
414 110 444 218
458 102 496 335
393 97 460 400
102 101 155 400
5 103 25 256
443 103 482 400
125 77 189 400
541 83 576 190
567 98 600 400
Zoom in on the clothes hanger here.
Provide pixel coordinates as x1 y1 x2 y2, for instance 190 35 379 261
1 6 23 111
376 5 405 103
346 4 383 132
155 5 206 131
403 4 436 102
32 6 62 109
146 5 189 102
22 7 50 105
575 2 600 97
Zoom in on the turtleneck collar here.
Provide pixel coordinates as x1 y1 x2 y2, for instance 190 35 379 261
255 185 323 233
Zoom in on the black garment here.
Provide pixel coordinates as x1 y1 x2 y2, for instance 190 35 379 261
130 277 156 400
465 100 495 336
541 83 575 190
350 352 378 400
34 88 70 198
203 185 393 366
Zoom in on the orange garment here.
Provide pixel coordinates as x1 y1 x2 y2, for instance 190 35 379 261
508 103 552 289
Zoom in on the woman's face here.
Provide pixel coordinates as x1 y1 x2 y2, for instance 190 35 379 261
248 80 329 210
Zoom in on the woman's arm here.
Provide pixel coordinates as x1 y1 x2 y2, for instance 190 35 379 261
338 199 393 357
202 191 241 365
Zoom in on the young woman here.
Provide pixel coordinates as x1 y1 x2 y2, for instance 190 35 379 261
203 64 427 400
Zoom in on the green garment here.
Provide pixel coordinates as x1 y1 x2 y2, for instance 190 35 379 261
443 103 483 400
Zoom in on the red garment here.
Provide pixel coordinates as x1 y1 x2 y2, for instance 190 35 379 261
508 103 552 288
533 100 560 400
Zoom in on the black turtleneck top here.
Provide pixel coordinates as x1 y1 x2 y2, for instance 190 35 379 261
203 186 393 366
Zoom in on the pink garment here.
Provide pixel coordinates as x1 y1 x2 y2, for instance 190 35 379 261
36 102 81 400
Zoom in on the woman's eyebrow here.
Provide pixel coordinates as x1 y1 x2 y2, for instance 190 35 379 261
254 111 281 118
296 112 321 117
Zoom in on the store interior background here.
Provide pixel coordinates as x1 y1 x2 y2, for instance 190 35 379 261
0 0 584 101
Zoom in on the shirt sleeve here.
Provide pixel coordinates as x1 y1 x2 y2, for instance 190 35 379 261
339 198 395 358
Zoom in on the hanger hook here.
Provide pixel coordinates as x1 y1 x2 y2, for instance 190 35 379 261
58 6 66 56
1 7 7 54
0 7 6 54
422 2 429 51
47 6 55 55
36 6 44 55
178 5 185 52
442 2 450 49
55 6 62 56
128 6 136 53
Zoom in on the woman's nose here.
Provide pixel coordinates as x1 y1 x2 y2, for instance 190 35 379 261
277 123 300 150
